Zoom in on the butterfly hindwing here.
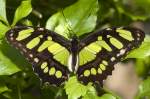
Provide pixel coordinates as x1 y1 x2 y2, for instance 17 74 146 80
6 26 71 86
77 27 145 85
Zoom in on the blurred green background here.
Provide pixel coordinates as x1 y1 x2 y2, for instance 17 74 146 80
0 0 150 99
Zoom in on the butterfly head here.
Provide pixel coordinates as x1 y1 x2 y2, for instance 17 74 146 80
70 35 79 44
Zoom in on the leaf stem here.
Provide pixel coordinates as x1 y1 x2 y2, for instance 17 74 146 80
17 85 22 99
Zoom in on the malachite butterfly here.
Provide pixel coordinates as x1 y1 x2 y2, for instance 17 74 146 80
5 26 145 86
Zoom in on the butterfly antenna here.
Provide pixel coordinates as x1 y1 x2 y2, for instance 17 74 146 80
32 9 43 27
61 9 76 38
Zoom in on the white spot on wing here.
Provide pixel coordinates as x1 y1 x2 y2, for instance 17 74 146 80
120 49 126 55
116 49 126 57
20 51 24 55
137 38 140 41
29 54 33 58
10 33 13 37
107 35 111 38
137 33 140 37
106 28 112 30
117 53 120 57
22 48 27 53
34 57 39 63
10 37 14 41
38 27 44 31
111 57 116 61
18 43 22 47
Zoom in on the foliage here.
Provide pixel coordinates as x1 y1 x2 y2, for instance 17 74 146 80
135 77 150 99
46 0 98 38
11 0 32 26
0 0 150 99
65 76 95 99
127 36 150 58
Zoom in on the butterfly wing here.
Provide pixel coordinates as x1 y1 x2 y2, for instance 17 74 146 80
77 27 145 85
6 26 71 86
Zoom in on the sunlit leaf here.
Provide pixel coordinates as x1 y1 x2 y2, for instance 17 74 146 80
65 76 96 99
99 94 117 99
126 35 150 58
11 0 32 26
0 81 9 94
46 0 99 38
0 0 8 25
82 86 100 99
0 22 10 39
21 19 33 26
65 76 88 99
0 39 31 75
135 59 146 76
125 12 148 21
137 77 150 98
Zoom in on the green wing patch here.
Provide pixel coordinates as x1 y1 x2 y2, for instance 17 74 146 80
116 28 134 41
16 28 34 41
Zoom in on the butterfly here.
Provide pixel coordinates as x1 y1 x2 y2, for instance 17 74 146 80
5 26 145 86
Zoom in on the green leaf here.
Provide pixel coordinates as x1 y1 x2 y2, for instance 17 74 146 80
135 59 146 76
99 94 117 99
134 0 150 17
82 86 100 99
0 22 10 39
116 5 148 21
125 12 148 21
65 76 88 99
65 76 117 99
137 77 150 98
0 38 25 75
65 76 96 99
0 38 32 76
11 0 32 26
0 81 9 94
0 50 20 75
21 19 33 26
83 93 100 99
82 89 118 99
46 0 99 38
0 0 8 25
2 92 12 99
126 35 150 58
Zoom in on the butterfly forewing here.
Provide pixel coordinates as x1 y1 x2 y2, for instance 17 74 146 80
6 26 71 86
77 27 145 85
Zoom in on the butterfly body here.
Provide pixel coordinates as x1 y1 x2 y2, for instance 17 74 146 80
70 36 79 72
6 26 145 86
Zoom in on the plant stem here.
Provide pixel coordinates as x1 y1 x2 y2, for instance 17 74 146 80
17 85 21 99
